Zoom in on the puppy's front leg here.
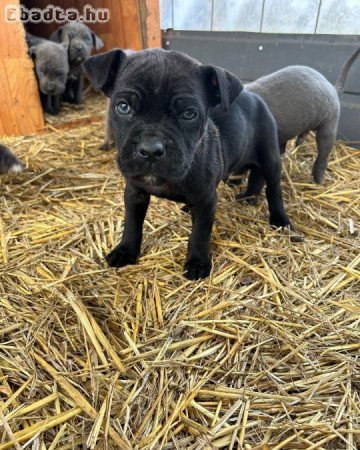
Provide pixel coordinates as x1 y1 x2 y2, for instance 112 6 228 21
73 74 84 105
185 194 217 280
262 160 292 229
42 94 54 114
106 184 150 268
51 95 61 115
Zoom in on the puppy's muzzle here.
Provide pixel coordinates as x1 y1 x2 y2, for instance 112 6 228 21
71 42 87 63
137 137 165 163
42 81 63 95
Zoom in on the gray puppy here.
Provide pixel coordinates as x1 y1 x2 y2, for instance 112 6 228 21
0 144 23 174
246 47 360 183
26 32 69 115
50 22 104 104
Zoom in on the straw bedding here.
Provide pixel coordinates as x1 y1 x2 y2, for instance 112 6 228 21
0 97 359 449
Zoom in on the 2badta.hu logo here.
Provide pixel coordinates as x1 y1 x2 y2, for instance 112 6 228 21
5 4 110 23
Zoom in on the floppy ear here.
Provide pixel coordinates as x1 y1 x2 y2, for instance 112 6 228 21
60 41 69 51
83 49 126 97
91 31 104 51
201 65 243 110
50 27 63 42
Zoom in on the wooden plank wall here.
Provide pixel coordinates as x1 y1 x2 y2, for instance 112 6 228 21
0 0 44 136
23 0 147 51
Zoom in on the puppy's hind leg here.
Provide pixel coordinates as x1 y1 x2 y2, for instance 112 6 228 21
185 194 217 280
236 167 265 206
73 74 84 105
312 121 337 184
100 122 115 151
295 132 309 147
258 143 292 229
51 95 61 115
100 99 115 151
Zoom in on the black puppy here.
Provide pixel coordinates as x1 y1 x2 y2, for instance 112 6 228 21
84 49 291 280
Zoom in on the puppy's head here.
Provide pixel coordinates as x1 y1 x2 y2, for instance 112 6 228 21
84 48 242 183
30 42 69 95
52 22 104 65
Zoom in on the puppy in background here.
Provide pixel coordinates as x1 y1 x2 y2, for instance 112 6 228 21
246 47 360 183
84 49 292 280
50 22 104 105
0 144 23 175
26 32 69 115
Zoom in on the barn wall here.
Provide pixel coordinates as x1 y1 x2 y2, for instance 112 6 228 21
1 0 161 136
22 0 143 51
164 30 360 142
160 0 360 35
160 0 360 142
22 0 161 51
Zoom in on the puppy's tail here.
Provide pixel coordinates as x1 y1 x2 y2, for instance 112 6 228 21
335 47 360 94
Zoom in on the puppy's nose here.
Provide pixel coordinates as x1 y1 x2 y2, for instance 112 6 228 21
138 138 165 161
45 83 56 94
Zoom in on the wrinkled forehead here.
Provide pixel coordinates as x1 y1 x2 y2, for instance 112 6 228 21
65 23 92 40
36 44 68 68
116 50 204 100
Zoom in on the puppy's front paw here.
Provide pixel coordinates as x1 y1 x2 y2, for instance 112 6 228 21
106 245 138 268
236 192 259 206
185 258 211 280
270 211 292 229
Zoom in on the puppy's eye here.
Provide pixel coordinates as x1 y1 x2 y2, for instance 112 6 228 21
181 109 197 120
115 101 131 115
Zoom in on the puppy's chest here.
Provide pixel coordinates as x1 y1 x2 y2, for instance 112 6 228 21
139 178 188 203
68 65 82 79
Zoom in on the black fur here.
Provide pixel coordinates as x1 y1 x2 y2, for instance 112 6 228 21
0 144 23 174
84 49 291 280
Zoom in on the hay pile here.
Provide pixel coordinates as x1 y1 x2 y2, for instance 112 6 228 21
44 88 107 131
0 114 359 449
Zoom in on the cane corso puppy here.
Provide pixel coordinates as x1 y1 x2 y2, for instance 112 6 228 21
84 49 292 280
26 32 69 115
50 22 103 104
246 47 360 183
0 144 23 174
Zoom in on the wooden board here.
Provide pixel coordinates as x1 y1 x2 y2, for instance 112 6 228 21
142 0 162 48
23 0 144 51
0 1 161 136
0 0 44 136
